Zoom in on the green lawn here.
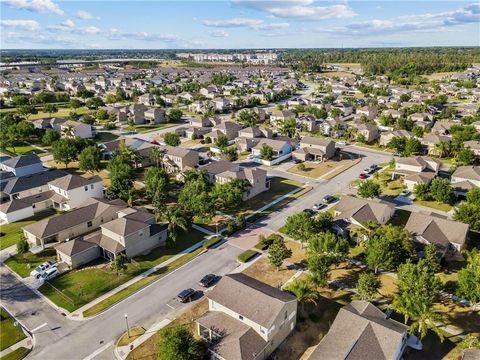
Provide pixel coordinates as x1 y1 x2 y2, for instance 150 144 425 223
0 211 55 251
134 123 179 133
373 170 405 197
413 199 453 212
237 177 304 216
388 209 411 227
1 143 44 157
95 132 118 143
38 228 206 312
0 347 30 360
4 249 57 278
0 308 26 351
29 107 91 120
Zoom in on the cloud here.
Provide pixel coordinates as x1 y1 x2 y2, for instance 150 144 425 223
203 17 289 30
1 31 77 47
231 0 356 20
210 30 229 38
314 3 480 36
48 19 100 34
105 28 200 48
3 0 64 16
0 19 40 31
76 10 99 20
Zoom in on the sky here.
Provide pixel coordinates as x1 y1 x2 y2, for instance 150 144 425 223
0 0 479 49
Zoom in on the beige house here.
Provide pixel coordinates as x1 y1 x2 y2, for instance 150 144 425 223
197 273 297 360
308 301 409 360
464 140 480 158
205 121 243 142
379 130 413 147
451 166 480 197
392 156 440 190
269 109 295 125
292 136 336 162
355 122 379 143
55 207 167 268
405 212 469 254
421 134 451 156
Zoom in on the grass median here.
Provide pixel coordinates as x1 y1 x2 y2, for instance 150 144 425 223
82 247 204 318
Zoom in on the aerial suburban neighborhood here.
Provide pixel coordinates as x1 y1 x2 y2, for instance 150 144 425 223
0 1 479 360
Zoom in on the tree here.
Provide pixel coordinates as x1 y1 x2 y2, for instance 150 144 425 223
307 253 332 286
42 128 60 146
404 138 422 156
76 89 94 101
96 109 109 121
314 211 333 233
166 108 183 123
393 259 443 342
308 232 349 264
424 244 440 274
178 177 213 218
283 212 315 247
110 254 128 274
86 97 105 110
78 146 101 173
16 120 35 143
365 224 413 273
216 134 228 148
43 103 58 116
454 188 480 231
156 205 188 246
458 334 480 351
260 143 274 161
17 105 37 120
356 272 381 301
157 325 203 360
52 139 78 167
211 178 248 212
105 94 117 104
106 155 135 201
413 182 430 200
69 98 82 109
16 238 29 254
144 167 170 200
237 110 259 127
150 146 165 168
268 236 292 270
412 125 424 138
430 178 454 204
357 180 381 198
163 132 181 147
356 133 366 143
456 249 480 311
278 118 297 138
286 277 319 312
456 148 475 166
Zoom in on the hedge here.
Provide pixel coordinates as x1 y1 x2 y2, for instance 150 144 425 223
237 249 259 263
203 236 222 249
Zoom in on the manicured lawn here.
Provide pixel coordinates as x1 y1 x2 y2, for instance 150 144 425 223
388 209 411 227
29 107 91 120
288 157 357 179
322 157 361 180
95 132 118 143
117 327 145 346
413 199 453 212
237 177 304 216
134 123 179 133
0 347 30 360
373 169 405 197
39 228 206 313
0 308 26 351
0 211 55 251
1 144 44 157
4 249 56 278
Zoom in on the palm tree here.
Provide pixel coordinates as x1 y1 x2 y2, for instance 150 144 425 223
434 141 451 158
156 205 188 246
409 304 444 345
62 124 75 139
150 146 165 168
287 277 319 313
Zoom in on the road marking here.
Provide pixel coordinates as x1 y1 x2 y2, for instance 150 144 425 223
82 340 115 360
166 303 175 310
31 322 48 332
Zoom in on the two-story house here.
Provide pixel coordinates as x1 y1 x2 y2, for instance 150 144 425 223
48 174 103 211
392 156 440 190
292 136 336 162
0 154 43 177
251 139 293 165
451 166 480 197
197 273 297 360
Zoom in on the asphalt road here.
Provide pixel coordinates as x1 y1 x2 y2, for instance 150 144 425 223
1 242 242 360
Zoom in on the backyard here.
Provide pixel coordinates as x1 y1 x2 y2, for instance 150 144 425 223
0 308 27 351
1 142 45 157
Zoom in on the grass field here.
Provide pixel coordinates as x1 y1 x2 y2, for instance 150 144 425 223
413 199 453 212
5 248 57 278
0 308 27 351
0 347 30 360
288 157 355 179
37 228 206 312
1 143 45 157
0 210 55 251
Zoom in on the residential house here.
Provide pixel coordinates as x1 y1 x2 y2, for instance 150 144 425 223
392 156 440 190
379 130 413 147
431 121 458 135
405 212 469 254
197 273 297 360
251 139 293 165
308 301 409 360
144 108 166 124
356 106 378 120
451 166 480 197
296 115 319 133
333 196 395 239
421 134 451 156
0 154 43 177
269 109 295 125
60 120 94 139
355 122 380 143
205 121 243 142
138 93 156 106
292 137 336 162
464 140 480 158
55 207 167 268
47 174 103 211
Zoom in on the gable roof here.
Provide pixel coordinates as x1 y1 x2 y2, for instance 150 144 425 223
2 169 68 195
453 166 480 181
335 196 394 225
48 174 102 191
208 273 295 328
300 136 334 147
1 154 41 169
308 301 408 360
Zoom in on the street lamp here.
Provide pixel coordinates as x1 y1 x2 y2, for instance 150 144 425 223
124 313 130 338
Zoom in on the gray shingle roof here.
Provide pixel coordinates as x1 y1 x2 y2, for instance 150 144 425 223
1 154 41 168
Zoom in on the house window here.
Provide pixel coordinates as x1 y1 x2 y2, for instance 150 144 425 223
84 186 88 191
239 315 244 321
139 230 144 237
284 311 288 320
32 204 36 209
90 184 94 189
87 221 92 228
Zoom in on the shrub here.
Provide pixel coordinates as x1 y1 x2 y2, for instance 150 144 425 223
297 163 306 171
204 136 212 144
255 234 283 250
203 236 222 249
237 249 259 263
16 238 29 254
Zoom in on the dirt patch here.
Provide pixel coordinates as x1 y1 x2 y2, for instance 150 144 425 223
286 240 306 264
228 225 274 250
288 157 356 179
242 257 296 288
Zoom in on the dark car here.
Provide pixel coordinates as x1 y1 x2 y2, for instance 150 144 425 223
303 208 317 216
177 288 196 303
199 274 216 287
322 195 336 203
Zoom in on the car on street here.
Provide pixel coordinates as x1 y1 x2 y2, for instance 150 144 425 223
393 152 402 157
199 274 217 287
358 173 368 179
322 195 336 204
30 260 56 279
336 141 347 146
399 189 411 197
40 267 59 281
313 202 326 210
177 288 196 303
303 208 317 216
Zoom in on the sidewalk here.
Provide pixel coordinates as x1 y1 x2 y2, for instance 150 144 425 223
70 239 208 319
0 244 17 263
0 338 33 358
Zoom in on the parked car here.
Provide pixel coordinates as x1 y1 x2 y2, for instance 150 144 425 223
41 267 59 281
313 202 326 210
337 141 347 146
358 173 368 179
177 288 196 303
322 195 336 203
199 274 217 287
393 152 401 157
30 260 56 279
399 189 411 197
303 208 317 216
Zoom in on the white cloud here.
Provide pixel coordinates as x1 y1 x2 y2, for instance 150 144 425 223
231 0 356 21
3 0 64 16
48 19 100 34
203 17 289 30
76 10 99 20
210 30 229 38
1 31 77 47
0 19 40 31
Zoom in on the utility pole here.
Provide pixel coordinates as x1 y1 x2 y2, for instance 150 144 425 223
124 313 130 338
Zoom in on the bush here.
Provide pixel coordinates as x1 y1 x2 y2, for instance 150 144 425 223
237 249 259 263
297 163 306 171
203 236 222 249
204 136 212 144
255 234 283 250
16 238 29 254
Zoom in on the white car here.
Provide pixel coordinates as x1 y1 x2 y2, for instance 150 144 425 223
30 261 56 279
41 267 59 281
337 141 347 146
399 190 411 197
